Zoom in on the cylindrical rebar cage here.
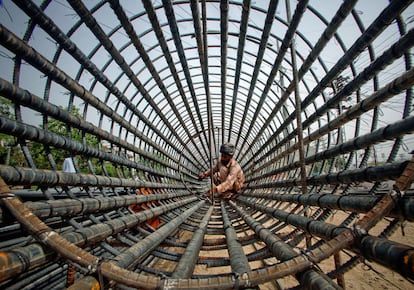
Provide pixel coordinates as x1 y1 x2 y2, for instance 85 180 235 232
0 0 414 289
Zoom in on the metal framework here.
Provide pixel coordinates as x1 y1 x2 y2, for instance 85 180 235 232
0 0 414 289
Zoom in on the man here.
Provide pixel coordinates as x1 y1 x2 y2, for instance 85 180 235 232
199 143 245 199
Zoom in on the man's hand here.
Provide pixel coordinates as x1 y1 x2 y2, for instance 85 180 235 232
206 186 218 199
199 172 205 180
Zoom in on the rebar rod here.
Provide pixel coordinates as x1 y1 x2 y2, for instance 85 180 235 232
141 0 207 152
221 201 251 275
227 0 251 141
114 200 205 269
1 1 414 289
108 0 208 162
0 24 184 159
234 0 279 147
158 0 208 151
0 165 185 189
247 114 414 181
0 116 182 180
242 192 414 221
0 76 183 173
286 0 308 194
242 0 413 167
171 206 213 278
66 0 195 156
236 194 414 280
247 62 414 173
2 191 189 220
0 196 197 282
229 200 342 289
248 161 408 189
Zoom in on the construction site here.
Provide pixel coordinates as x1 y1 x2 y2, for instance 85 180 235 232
0 0 414 289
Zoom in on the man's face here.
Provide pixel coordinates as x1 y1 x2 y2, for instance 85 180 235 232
220 154 232 165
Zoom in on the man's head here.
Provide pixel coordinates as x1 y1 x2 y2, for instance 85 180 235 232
220 143 235 165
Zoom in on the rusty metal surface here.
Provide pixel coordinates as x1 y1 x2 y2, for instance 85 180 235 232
1 1 414 289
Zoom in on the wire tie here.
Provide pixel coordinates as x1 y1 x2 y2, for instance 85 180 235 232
300 249 323 272
232 272 241 289
352 224 367 239
0 192 15 199
9 249 31 273
96 257 105 289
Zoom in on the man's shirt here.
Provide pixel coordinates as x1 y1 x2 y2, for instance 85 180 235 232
204 158 245 193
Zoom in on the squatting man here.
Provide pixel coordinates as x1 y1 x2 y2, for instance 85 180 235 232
199 143 245 199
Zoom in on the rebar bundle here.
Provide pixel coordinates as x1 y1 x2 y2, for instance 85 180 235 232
0 1 414 289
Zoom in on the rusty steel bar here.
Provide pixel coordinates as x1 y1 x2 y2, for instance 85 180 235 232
171 206 213 278
227 0 251 141
0 116 181 180
248 161 409 189
0 76 183 174
107 0 207 163
0 24 178 156
65 264 77 288
0 19 203 178
3 174 405 288
234 0 279 148
0 194 197 282
2 262 67 290
1 191 190 221
245 26 414 172
114 200 205 269
69 200 206 289
242 192 414 221
0 165 185 189
395 155 414 191
237 193 414 281
220 0 228 144
333 253 345 288
229 200 342 289
242 0 412 167
141 0 207 153
66 0 196 159
239 0 358 164
156 0 208 149
0 1 413 289
286 0 309 195
247 114 414 181
237 0 318 159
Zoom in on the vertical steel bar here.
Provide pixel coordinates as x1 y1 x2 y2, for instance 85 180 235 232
65 264 76 288
228 0 251 141
286 0 307 194
333 252 346 288
220 0 228 144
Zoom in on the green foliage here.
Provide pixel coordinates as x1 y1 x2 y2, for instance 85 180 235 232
0 96 26 166
30 106 100 173
0 99 125 177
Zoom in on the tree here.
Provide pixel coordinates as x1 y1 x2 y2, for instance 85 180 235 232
1 99 120 177
0 96 25 166
30 106 100 173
